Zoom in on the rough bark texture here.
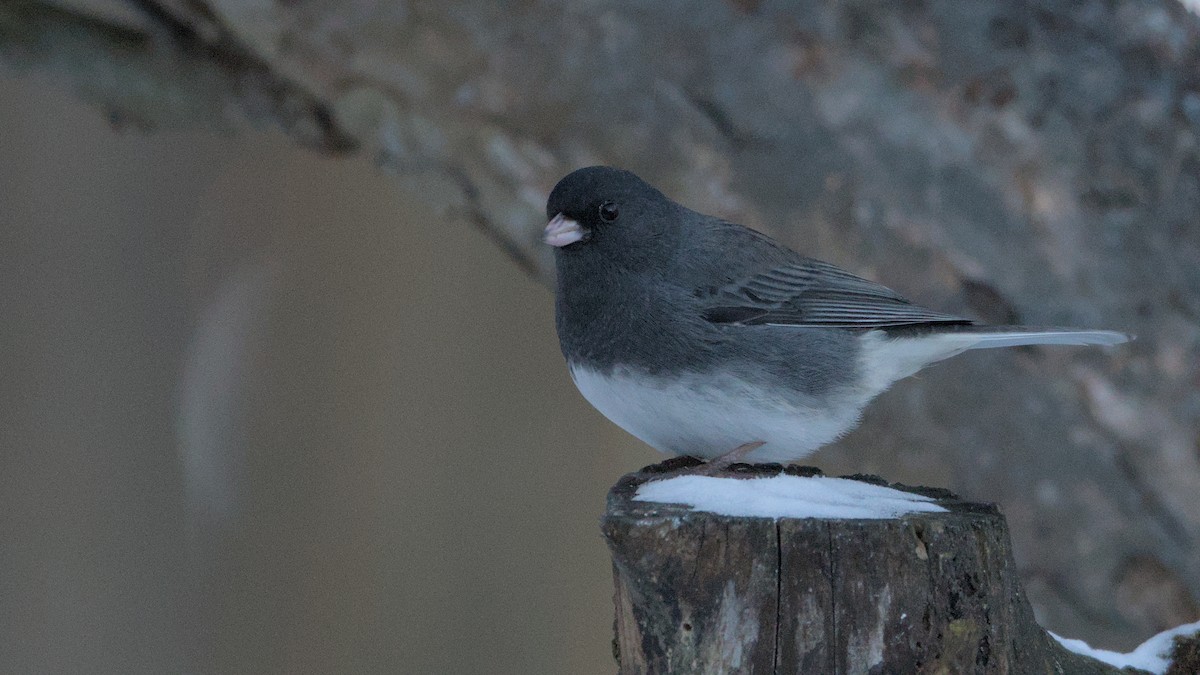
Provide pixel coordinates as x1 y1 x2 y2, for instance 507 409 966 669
3 0 1200 649
603 461 1151 674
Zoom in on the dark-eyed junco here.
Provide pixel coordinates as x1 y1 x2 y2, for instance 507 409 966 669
544 166 1130 464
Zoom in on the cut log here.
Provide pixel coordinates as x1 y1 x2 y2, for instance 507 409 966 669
601 460 1146 674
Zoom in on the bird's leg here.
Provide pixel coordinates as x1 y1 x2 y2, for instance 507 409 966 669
646 441 768 482
692 440 766 475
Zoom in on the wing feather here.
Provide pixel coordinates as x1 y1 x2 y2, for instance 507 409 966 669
699 260 969 329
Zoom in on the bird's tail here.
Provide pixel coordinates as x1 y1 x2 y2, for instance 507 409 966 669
859 325 1131 395
929 325 1132 350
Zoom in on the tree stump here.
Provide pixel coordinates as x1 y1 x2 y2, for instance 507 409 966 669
601 460 1144 674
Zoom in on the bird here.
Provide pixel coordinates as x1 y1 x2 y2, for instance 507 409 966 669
543 166 1130 465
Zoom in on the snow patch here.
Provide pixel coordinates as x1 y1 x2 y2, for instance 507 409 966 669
634 474 947 519
1182 0 1200 16
1051 620 1200 674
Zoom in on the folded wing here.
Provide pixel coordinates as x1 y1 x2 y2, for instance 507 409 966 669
699 260 971 329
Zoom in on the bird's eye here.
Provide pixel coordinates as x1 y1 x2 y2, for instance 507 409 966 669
598 201 619 222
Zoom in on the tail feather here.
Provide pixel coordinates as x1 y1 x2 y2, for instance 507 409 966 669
948 326 1132 349
859 325 1132 396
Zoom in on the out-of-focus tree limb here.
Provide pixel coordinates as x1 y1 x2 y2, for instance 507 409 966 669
0 1 354 150
0 0 546 277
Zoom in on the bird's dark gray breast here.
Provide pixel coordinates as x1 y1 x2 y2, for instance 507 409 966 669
554 265 702 374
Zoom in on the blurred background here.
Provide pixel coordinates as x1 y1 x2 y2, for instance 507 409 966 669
2 1 1200 673
0 70 643 674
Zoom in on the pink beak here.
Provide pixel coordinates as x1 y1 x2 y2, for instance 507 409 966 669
543 213 585 247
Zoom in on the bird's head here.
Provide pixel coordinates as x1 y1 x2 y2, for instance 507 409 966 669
544 166 681 271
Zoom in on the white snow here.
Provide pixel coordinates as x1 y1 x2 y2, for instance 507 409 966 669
633 474 947 520
1051 620 1200 674
1182 0 1200 16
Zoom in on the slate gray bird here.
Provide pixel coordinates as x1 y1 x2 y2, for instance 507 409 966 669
544 166 1130 464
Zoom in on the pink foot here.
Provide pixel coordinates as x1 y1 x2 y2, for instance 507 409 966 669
677 441 767 478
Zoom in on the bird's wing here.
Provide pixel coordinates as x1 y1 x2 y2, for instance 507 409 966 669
697 259 971 329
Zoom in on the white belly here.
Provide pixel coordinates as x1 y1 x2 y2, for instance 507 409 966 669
569 364 863 462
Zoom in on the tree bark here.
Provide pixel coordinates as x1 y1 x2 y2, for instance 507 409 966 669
603 462 1143 674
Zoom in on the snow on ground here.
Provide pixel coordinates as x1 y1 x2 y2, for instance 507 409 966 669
1182 0 1200 16
1052 620 1200 674
634 474 947 519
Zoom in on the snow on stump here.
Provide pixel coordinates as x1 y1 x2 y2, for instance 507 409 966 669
601 459 1156 674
